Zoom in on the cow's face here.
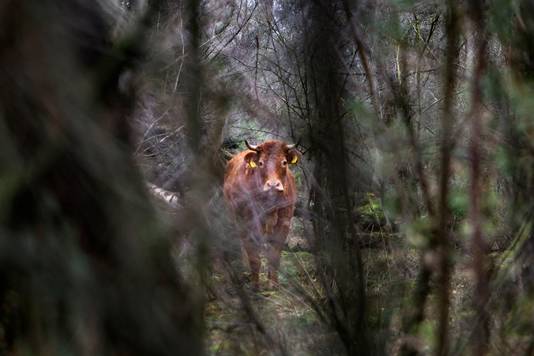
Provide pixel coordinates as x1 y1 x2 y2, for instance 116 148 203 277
243 141 299 193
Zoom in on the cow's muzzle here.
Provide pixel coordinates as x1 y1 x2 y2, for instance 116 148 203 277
263 179 284 192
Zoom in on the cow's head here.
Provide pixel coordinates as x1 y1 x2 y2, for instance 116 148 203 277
243 140 300 193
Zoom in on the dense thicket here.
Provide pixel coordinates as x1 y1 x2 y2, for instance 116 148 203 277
1 0 533 355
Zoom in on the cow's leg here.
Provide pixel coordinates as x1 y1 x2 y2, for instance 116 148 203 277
266 217 291 288
242 233 261 290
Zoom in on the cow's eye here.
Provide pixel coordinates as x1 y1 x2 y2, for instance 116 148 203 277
281 160 287 167
258 161 264 167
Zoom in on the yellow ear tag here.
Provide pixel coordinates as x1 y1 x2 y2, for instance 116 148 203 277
290 155 298 164
248 161 257 168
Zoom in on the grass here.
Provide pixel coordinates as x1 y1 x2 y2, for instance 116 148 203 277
204 223 500 355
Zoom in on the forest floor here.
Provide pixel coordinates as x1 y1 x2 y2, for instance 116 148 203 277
203 219 475 356
206 249 337 355
205 217 468 355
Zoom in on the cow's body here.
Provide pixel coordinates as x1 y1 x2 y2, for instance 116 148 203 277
223 140 299 289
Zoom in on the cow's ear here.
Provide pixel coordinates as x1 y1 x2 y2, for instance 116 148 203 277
287 149 300 165
244 151 258 168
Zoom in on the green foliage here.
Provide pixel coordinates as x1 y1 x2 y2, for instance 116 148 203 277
348 99 374 128
449 187 468 220
505 296 534 337
377 10 404 43
357 192 385 220
407 215 433 248
488 0 516 43
418 319 437 352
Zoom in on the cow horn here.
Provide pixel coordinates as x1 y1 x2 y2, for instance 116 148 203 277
286 139 300 150
245 140 259 151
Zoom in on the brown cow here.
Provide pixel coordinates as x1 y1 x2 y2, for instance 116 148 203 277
223 140 300 289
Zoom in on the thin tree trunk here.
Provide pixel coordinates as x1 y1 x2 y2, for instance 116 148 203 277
467 1 490 354
436 1 460 355
304 1 368 354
